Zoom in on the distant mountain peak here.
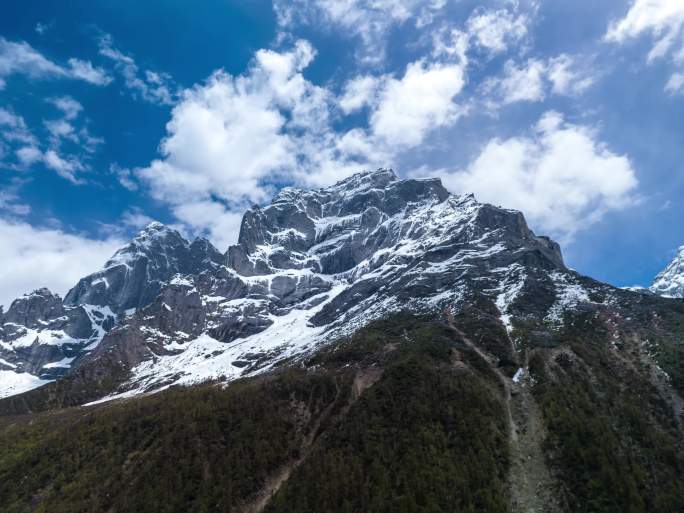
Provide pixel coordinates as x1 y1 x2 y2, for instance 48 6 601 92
142 220 165 230
651 245 684 298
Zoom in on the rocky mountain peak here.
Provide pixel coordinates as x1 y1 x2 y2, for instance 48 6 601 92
2 288 63 328
2 169 572 402
64 222 223 313
651 245 684 298
228 169 451 276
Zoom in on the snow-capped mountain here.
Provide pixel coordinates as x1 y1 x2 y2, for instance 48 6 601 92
0 223 221 398
0 169 670 405
0 288 115 398
651 246 684 298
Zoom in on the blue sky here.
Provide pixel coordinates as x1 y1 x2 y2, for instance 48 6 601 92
1 0 683 306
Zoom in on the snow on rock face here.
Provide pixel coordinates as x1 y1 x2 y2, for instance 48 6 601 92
64 223 224 313
72 169 575 402
1 169 576 402
0 290 116 390
0 370 52 399
651 246 684 299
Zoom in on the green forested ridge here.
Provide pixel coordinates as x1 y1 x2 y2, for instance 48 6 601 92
531 311 684 513
265 358 509 513
0 312 683 513
0 371 347 513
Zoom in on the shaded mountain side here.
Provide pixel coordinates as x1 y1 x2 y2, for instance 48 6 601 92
63 222 224 313
1 311 684 513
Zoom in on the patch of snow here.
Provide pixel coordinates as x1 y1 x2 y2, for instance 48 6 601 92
512 368 524 383
100 283 349 401
494 264 526 333
170 275 195 287
0 370 51 398
546 272 592 324
43 356 76 369
91 277 109 288
6 328 80 348
0 358 16 369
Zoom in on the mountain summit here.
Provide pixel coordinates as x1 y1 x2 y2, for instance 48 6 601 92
2 169 684 512
2 169 573 402
0 168 679 407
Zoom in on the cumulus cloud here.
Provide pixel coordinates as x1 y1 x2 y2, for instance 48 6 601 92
605 0 684 94
339 75 381 113
110 163 138 191
66 58 111 86
48 96 83 120
136 40 362 245
484 54 595 105
488 58 547 104
421 112 638 240
98 34 176 105
369 60 466 146
0 218 123 309
666 71 684 93
0 37 111 86
135 37 474 245
42 150 85 183
0 107 36 146
0 182 31 217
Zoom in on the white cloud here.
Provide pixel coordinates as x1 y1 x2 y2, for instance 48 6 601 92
370 60 466 146
665 71 684 93
490 58 547 104
15 145 42 166
44 119 77 143
43 150 85 183
276 1 537 65
0 218 123 309
173 200 244 249
0 186 30 217
120 209 155 230
605 0 684 54
485 54 596 105
35 22 51 35
98 34 176 105
0 37 110 86
547 54 595 95
136 40 365 245
0 107 36 145
0 97 102 181
466 7 529 55
339 75 381 113
423 111 638 240
48 96 83 120
605 0 684 93
134 37 478 244
274 0 447 63
110 163 138 191
66 58 112 86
